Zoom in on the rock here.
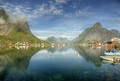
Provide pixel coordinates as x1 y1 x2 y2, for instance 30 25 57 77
0 8 43 44
74 22 120 43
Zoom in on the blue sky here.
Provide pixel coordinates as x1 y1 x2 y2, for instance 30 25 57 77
0 0 120 40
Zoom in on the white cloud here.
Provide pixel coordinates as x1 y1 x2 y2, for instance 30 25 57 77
72 7 94 17
7 13 26 23
55 0 69 4
20 4 63 21
31 4 63 18
63 6 95 17
32 26 83 40
0 1 33 20
0 2 27 23
0 0 95 20
49 5 63 15
32 30 78 40
0 17 5 24
1 2 26 14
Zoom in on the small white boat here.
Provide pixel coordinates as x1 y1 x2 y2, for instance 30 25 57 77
100 56 114 61
100 56 120 62
105 52 120 56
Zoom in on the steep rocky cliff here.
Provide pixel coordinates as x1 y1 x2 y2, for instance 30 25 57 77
74 22 120 43
0 8 45 44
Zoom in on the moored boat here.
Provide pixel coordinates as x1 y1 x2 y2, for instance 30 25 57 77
104 49 120 56
105 52 120 56
100 56 120 63
100 56 114 61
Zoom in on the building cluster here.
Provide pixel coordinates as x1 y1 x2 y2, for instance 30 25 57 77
9 41 49 49
89 37 120 49
106 37 120 48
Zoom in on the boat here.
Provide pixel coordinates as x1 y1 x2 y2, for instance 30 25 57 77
100 56 114 61
102 59 120 65
100 56 120 63
104 49 120 56
105 52 120 56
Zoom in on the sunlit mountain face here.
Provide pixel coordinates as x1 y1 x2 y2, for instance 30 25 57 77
0 0 120 40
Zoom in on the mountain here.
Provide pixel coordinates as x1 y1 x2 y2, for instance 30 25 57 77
47 36 70 44
0 8 46 45
74 22 120 43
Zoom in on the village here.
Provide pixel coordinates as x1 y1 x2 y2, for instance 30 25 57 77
0 36 118 50
86 37 120 49
7 41 69 49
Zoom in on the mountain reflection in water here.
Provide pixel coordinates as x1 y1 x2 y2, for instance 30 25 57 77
0 46 120 81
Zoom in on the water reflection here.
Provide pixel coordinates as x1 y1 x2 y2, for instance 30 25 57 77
100 47 120 65
0 46 120 81
0 47 44 81
47 46 69 53
74 46 104 67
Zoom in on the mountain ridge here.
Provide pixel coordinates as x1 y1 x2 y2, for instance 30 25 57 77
47 36 70 44
74 22 120 43
0 8 46 45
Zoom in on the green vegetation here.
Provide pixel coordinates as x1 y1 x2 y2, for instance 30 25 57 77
0 8 8 20
0 47 47 68
0 28 48 46
0 8 48 46
7 26 46 44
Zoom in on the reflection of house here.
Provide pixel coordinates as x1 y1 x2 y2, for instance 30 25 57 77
15 41 29 46
91 42 103 47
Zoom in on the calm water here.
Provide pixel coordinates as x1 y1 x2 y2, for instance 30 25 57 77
0 46 120 81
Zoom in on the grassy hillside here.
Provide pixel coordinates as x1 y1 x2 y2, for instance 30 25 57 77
0 8 48 45
0 25 48 45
